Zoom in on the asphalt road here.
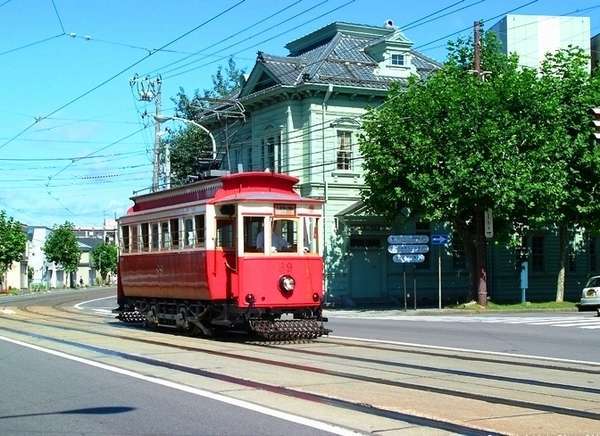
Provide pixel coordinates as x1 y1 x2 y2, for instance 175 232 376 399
71 290 600 363
327 312 600 363
0 337 331 436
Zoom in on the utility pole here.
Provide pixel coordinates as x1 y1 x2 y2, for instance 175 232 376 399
130 74 162 192
472 20 488 306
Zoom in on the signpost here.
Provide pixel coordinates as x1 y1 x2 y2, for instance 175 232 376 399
431 233 449 310
388 234 428 311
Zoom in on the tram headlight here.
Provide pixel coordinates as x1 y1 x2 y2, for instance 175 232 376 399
279 275 295 294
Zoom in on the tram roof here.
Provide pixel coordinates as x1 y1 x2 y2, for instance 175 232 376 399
128 172 322 213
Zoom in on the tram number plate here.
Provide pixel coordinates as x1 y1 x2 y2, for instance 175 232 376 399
279 262 293 274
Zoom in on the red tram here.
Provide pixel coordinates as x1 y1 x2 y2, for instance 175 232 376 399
115 172 329 339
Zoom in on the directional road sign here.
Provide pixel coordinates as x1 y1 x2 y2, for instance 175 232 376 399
430 234 449 246
388 244 429 254
387 234 429 245
393 254 425 264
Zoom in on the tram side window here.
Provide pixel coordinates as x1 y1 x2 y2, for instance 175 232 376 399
216 219 235 249
161 222 170 249
121 226 130 253
303 217 319 255
170 219 179 249
151 223 159 251
141 223 149 252
195 215 205 247
183 218 194 248
131 225 139 252
244 216 264 253
273 219 297 253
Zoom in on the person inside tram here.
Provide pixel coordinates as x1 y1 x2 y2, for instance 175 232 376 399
256 221 289 252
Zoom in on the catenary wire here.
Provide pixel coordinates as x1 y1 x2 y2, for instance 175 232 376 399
0 0 247 152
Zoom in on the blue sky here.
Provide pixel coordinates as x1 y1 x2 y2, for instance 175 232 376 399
1 0 599 228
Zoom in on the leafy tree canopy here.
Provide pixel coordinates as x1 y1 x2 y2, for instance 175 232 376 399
0 210 27 278
167 57 246 185
43 222 80 273
91 243 117 283
359 33 568 300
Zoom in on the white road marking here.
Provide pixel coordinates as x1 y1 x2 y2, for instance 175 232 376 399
0 334 362 436
0 308 15 315
329 335 600 366
328 313 600 330
73 295 116 310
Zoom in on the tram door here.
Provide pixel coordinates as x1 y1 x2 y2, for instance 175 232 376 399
215 212 237 299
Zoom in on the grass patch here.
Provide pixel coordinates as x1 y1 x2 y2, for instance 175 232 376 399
449 300 577 312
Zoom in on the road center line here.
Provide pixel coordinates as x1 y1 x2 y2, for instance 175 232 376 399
329 335 600 366
0 334 361 436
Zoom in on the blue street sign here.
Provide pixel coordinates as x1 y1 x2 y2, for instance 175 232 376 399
431 234 449 246
393 254 426 264
388 244 429 254
387 234 429 245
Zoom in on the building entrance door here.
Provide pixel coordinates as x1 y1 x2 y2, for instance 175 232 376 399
350 245 383 299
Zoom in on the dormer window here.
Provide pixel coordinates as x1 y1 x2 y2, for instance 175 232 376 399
391 53 405 66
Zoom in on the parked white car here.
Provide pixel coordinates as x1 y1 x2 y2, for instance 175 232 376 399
577 276 600 312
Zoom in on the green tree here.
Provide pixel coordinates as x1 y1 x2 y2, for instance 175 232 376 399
359 34 562 304
91 243 118 285
167 57 246 185
0 210 27 291
43 222 80 288
535 48 600 301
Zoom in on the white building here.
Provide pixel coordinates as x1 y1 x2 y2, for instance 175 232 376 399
27 226 66 288
490 14 591 70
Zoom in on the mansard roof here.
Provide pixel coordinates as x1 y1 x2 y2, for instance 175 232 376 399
239 21 440 98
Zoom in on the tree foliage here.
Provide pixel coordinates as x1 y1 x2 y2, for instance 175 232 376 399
43 222 80 280
0 211 27 287
91 243 117 284
533 48 600 301
359 33 568 301
167 57 246 185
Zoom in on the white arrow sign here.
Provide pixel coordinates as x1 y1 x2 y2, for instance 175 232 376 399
393 254 426 263
387 234 429 245
388 244 430 254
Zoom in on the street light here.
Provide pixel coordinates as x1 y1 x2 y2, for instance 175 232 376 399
153 115 217 160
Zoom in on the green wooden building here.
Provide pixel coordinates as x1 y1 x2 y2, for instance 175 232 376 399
201 21 593 306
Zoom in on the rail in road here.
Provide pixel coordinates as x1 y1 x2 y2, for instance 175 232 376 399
1 290 600 434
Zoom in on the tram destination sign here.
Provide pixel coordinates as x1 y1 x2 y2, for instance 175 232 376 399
393 254 425 264
387 234 429 245
388 244 430 254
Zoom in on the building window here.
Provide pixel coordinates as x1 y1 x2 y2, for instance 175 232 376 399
247 147 253 171
336 131 352 170
391 53 405 66
415 222 431 270
531 235 544 272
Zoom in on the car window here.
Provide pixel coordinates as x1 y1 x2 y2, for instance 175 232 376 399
586 277 600 287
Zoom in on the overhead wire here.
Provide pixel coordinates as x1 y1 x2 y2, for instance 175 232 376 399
0 0 248 152
50 0 66 34
164 0 357 80
145 0 305 76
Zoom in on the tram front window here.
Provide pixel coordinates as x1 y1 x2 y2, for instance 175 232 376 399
253 219 297 253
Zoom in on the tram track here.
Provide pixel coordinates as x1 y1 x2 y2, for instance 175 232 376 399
2 308 600 423
0 319 500 436
21 301 600 377
4 292 600 433
16 303 600 400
